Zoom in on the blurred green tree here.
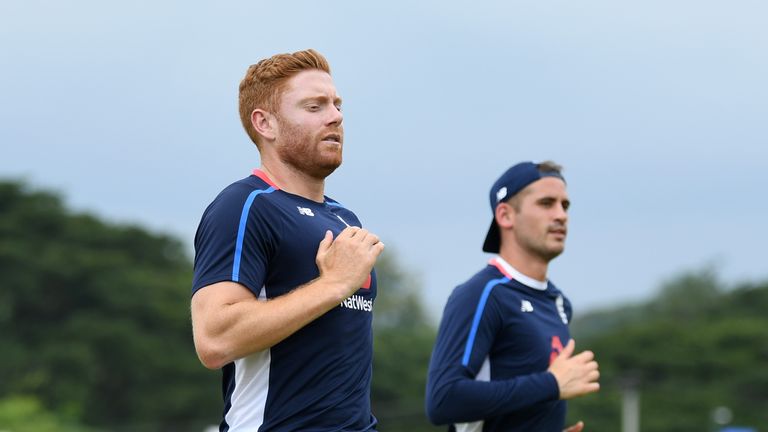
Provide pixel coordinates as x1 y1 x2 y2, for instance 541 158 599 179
0 181 220 430
0 395 91 432
371 252 439 431
568 270 768 431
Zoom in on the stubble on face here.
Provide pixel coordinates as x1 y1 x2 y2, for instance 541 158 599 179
518 227 565 262
512 180 568 263
275 114 343 180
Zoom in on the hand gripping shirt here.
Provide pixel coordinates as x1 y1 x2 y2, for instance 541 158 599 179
192 170 377 432
425 257 572 432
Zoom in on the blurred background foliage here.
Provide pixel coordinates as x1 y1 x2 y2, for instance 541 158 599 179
1 180 765 431
568 270 768 431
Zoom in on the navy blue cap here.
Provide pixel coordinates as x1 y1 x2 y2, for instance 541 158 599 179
482 161 565 253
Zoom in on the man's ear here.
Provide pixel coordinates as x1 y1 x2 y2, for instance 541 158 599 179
495 202 516 230
251 109 277 141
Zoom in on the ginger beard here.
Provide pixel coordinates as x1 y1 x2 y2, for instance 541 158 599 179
275 114 343 180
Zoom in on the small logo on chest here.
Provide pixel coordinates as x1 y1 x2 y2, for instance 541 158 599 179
520 300 534 313
297 206 315 216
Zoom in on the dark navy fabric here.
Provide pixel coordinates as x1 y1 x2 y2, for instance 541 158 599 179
426 259 572 432
193 172 377 431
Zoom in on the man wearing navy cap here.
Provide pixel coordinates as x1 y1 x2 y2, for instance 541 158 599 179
426 161 600 432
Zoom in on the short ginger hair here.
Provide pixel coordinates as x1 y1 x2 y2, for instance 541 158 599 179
238 49 331 147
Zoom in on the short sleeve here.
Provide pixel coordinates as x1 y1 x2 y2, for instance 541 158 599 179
192 184 278 296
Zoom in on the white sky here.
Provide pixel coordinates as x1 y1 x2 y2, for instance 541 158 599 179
2 0 766 320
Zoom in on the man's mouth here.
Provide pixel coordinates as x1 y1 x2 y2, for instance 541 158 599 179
549 227 567 236
322 133 342 144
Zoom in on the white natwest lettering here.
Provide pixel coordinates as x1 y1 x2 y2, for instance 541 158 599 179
340 294 373 312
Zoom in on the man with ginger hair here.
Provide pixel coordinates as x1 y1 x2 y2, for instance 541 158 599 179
426 161 600 432
191 49 384 431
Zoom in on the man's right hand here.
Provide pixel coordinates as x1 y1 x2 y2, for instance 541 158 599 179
548 339 600 399
315 227 384 300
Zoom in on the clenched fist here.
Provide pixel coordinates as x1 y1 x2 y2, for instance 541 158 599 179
548 339 600 400
315 227 384 300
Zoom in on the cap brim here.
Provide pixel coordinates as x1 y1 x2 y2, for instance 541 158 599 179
482 219 500 253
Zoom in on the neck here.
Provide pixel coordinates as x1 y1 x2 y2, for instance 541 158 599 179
259 157 326 202
497 242 550 281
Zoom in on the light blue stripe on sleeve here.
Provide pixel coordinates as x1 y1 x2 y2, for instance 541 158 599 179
232 187 276 282
461 277 510 367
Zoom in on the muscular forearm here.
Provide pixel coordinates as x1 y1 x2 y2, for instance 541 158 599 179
192 278 350 369
192 227 383 369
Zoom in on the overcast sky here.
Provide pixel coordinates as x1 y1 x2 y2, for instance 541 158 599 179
2 0 766 320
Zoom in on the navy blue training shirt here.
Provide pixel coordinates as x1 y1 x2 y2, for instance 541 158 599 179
192 170 377 432
426 257 572 432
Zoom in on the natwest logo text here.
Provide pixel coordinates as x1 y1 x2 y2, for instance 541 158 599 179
340 294 373 312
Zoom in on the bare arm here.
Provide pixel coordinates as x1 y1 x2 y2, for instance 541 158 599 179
191 227 384 369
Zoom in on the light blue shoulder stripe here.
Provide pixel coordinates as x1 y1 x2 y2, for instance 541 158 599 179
461 276 511 367
325 201 344 208
232 186 276 282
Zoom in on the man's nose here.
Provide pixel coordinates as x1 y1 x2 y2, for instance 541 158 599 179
327 106 343 126
555 203 568 222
